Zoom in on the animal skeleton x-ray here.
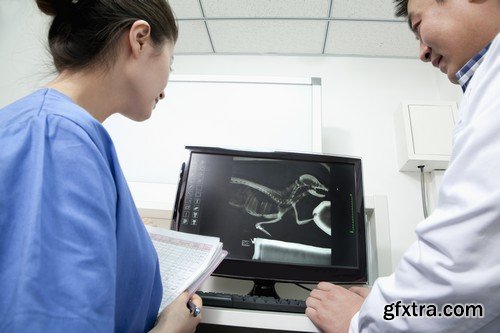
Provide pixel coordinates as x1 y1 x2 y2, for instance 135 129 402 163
229 174 331 237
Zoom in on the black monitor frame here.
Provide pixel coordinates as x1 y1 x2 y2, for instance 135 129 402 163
172 146 368 288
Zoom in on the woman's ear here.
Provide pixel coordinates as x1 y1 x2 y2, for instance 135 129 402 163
128 20 152 57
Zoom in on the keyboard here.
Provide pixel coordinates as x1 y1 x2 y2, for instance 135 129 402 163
196 291 307 313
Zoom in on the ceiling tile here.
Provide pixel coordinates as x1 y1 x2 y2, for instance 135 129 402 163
174 21 213 54
201 0 331 17
208 20 327 54
331 0 400 20
325 21 418 57
168 0 203 18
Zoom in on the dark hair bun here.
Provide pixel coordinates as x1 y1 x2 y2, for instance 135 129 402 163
38 0 178 73
36 0 58 16
36 0 77 17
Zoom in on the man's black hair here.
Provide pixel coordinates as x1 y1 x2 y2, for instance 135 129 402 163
393 0 409 17
393 0 445 18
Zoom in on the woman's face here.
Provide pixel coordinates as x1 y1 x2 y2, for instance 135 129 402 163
123 39 175 121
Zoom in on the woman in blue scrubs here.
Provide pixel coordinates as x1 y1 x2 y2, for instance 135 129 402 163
0 0 202 332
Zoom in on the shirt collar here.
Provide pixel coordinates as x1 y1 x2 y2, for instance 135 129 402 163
455 42 492 92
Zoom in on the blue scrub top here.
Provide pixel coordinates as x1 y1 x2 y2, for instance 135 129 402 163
0 88 162 332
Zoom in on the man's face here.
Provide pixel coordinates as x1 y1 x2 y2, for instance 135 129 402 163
407 0 479 83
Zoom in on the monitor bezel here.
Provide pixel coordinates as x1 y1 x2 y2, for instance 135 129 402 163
172 146 368 285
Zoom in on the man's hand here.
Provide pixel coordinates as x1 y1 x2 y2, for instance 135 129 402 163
349 286 371 299
306 282 370 333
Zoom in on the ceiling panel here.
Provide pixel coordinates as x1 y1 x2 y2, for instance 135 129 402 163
201 0 331 17
331 0 400 20
174 21 213 54
324 21 418 57
208 20 327 54
167 0 418 58
168 0 203 18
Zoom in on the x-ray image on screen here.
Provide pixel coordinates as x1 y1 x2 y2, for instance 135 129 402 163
178 150 360 270
226 157 332 266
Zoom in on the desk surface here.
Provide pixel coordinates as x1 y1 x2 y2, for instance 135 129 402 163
201 307 319 332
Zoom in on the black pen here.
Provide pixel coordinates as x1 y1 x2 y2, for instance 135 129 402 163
187 299 201 317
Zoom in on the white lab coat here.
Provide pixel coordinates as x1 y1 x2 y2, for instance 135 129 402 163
350 33 500 332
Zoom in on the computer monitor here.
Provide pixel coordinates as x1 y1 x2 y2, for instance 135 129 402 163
172 146 367 297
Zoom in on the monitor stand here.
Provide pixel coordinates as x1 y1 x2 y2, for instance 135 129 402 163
248 279 280 299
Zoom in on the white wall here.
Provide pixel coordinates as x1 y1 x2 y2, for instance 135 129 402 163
0 0 463 270
0 0 53 104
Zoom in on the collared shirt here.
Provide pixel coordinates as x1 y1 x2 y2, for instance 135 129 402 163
455 42 492 92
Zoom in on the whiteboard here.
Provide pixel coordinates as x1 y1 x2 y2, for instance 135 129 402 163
103 75 322 186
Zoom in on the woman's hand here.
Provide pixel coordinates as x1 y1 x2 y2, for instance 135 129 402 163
150 292 203 333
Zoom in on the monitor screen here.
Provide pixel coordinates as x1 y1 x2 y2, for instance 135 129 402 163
172 146 367 289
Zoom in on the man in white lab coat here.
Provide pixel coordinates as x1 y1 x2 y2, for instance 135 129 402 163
306 0 500 332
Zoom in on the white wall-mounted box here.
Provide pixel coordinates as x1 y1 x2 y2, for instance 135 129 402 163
395 101 458 172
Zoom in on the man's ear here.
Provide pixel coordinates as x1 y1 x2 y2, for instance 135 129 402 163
128 20 152 58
